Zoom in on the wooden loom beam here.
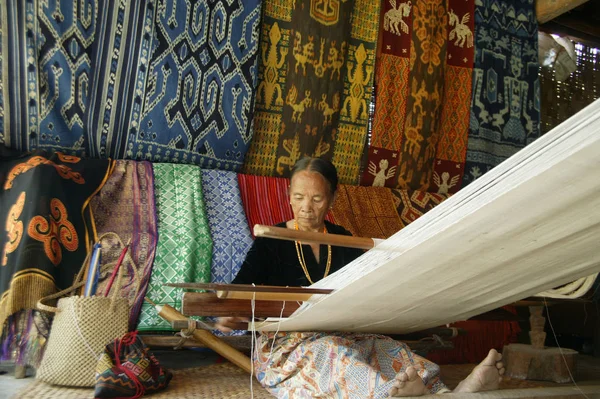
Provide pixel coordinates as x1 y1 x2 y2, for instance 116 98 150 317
536 0 589 24
147 299 253 373
253 224 376 250
182 292 300 317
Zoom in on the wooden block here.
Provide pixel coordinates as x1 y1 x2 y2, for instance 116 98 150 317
182 292 300 318
503 344 578 384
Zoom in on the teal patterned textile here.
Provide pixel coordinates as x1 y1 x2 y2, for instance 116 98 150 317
463 0 540 185
0 0 261 171
137 164 212 331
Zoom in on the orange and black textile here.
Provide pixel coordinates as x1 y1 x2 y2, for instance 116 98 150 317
95 331 172 399
242 0 380 184
362 0 475 193
0 148 110 362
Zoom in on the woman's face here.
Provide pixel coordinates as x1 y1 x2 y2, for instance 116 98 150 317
289 170 334 231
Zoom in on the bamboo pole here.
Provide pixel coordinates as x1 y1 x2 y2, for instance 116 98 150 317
253 224 376 250
145 298 252 373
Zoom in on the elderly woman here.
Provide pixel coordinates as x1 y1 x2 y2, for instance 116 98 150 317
218 157 504 398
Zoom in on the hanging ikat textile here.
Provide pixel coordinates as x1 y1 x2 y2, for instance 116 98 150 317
90 160 158 330
462 0 540 185
137 164 212 331
363 0 474 194
201 170 253 284
242 0 380 184
0 0 261 171
363 0 538 193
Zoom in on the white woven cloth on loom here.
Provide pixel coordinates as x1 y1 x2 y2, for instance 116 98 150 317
258 98 600 335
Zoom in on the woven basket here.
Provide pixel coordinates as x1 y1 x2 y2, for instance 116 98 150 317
36 234 134 387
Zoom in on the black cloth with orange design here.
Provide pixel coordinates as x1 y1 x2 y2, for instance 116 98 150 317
0 148 110 325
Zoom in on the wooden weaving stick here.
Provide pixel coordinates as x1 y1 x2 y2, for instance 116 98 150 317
167 282 333 302
253 224 377 250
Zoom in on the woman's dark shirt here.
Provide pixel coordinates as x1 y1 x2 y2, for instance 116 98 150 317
232 221 364 286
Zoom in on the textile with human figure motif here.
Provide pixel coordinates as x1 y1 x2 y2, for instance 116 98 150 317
0 0 261 171
0 149 110 362
254 332 448 398
463 0 540 186
242 0 380 184
364 0 474 193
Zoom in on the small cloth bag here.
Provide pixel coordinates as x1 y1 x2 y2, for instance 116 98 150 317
95 331 173 398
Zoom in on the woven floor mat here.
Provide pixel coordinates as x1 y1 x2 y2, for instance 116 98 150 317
14 362 272 399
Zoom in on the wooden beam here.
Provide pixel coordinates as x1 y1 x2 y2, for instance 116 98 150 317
141 335 253 351
166 282 333 295
140 335 452 356
154 303 253 373
254 224 376 250
536 0 589 24
182 292 300 317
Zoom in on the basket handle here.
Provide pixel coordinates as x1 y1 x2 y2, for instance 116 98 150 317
36 232 136 313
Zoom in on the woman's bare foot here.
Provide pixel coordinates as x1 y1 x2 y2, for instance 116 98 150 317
454 349 505 393
389 366 428 397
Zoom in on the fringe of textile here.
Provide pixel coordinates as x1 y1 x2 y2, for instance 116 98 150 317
0 309 51 367
0 272 56 331
237 174 335 237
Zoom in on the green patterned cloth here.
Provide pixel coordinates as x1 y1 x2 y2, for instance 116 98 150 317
137 164 213 331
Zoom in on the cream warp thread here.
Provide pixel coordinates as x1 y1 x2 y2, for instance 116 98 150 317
543 297 590 399
536 274 598 299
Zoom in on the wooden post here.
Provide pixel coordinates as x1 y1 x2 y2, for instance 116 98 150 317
528 306 546 349
503 305 578 383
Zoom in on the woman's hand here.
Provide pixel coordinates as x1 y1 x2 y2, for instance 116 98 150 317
215 316 249 332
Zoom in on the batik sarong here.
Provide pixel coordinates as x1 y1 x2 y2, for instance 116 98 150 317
254 332 448 398
90 160 158 330
137 164 212 331
237 174 335 237
0 149 110 365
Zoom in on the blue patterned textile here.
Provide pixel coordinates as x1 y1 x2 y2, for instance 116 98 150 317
201 169 253 284
463 0 540 185
0 0 261 171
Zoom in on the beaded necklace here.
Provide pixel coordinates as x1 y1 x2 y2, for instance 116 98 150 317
293 220 331 284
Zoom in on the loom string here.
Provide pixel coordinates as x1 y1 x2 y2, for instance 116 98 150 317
250 288 256 399
249 284 288 397
543 297 590 399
